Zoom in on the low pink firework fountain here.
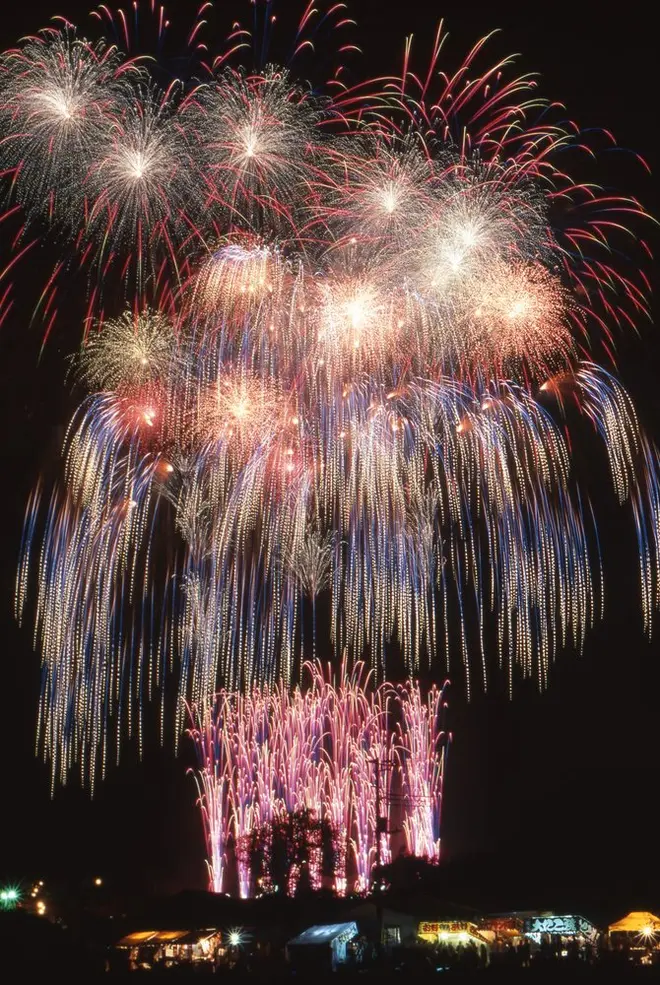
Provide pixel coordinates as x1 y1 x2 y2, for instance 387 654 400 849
187 661 450 896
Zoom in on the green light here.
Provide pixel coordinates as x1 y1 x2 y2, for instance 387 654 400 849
0 886 21 909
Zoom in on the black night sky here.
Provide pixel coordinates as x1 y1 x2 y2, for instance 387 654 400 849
0 0 658 918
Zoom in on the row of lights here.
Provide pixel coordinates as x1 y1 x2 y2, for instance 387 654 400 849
1 877 103 914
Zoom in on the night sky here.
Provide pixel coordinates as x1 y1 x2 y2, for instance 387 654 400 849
0 0 658 914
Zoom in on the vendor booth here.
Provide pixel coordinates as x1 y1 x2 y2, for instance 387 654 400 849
286 922 359 972
609 911 660 962
418 920 489 964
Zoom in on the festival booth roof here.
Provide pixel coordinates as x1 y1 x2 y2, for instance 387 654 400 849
418 921 489 947
117 929 219 947
288 923 358 947
609 912 660 934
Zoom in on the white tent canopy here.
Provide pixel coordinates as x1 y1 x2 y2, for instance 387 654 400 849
288 922 358 947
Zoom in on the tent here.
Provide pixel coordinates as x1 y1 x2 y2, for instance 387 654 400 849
287 922 358 971
115 928 221 966
609 912 660 935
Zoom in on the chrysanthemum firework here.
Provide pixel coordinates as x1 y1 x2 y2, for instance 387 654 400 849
0 26 129 218
79 309 176 390
4 3 657 788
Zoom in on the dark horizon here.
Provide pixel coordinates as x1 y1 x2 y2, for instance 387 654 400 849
1 0 658 909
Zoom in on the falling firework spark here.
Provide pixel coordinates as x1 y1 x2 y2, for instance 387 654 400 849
1 3 656 789
187 662 449 896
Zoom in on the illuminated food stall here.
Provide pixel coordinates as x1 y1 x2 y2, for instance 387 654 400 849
478 915 525 949
418 920 489 959
522 914 598 950
116 928 221 968
608 912 660 960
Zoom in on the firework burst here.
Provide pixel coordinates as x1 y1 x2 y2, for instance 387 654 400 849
2 3 656 789
79 309 176 390
188 662 449 896
0 27 128 218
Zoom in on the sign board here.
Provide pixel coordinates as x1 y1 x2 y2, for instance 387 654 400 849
483 917 521 933
419 922 471 936
523 916 595 939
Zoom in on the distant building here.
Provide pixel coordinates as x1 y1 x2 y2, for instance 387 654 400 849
347 901 419 947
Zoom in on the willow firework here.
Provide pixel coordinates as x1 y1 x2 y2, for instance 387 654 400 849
3 3 657 787
188 663 449 896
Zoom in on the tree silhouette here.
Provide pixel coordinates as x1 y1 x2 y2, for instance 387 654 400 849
238 808 338 896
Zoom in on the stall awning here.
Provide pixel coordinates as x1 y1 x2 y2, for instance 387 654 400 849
609 912 660 934
288 922 358 947
117 929 218 947
418 921 488 946
117 931 159 946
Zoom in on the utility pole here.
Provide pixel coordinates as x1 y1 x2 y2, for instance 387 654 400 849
368 756 395 960
368 756 389 888
374 760 381 875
